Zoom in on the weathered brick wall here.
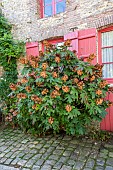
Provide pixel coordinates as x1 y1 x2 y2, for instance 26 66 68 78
1 0 40 41
1 0 113 42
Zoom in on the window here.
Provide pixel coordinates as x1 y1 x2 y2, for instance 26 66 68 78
42 38 64 51
99 27 113 79
41 0 66 17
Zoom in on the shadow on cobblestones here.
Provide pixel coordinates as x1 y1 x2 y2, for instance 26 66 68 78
0 127 113 170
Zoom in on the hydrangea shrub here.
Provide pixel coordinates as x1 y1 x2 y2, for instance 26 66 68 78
8 40 113 135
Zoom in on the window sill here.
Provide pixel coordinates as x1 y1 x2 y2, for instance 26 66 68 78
40 11 66 19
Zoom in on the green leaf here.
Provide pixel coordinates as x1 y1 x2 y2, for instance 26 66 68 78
68 108 81 119
100 109 107 118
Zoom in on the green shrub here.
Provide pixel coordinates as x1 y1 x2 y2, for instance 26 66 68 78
8 40 112 135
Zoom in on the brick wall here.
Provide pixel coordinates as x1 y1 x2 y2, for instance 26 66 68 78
1 0 113 42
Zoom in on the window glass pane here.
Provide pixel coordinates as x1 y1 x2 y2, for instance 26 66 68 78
103 64 113 78
102 48 113 63
44 0 52 5
44 5 52 17
102 31 113 47
56 1 66 14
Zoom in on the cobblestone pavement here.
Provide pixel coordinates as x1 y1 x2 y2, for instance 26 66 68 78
0 128 113 170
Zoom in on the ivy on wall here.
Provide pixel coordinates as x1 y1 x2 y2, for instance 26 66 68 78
0 13 25 113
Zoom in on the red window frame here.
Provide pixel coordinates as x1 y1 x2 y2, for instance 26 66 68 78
40 0 66 18
41 38 64 52
98 26 113 83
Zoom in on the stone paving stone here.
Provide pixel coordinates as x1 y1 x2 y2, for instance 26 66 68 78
85 158 95 168
66 159 76 166
63 150 72 157
78 142 86 147
11 158 21 166
77 156 87 163
96 157 106 166
5 151 13 158
0 146 8 152
83 168 93 170
40 164 52 170
21 140 29 144
58 156 69 163
0 128 113 170
94 165 105 170
0 165 19 170
68 143 77 148
106 157 113 166
4 158 13 165
85 143 93 148
70 139 79 144
66 147 74 151
53 161 63 169
38 148 47 154
24 159 36 168
101 149 109 155
0 152 6 157
98 152 108 159
17 152 25 158
60 165 72 170
32 165 40 170
70 151 79 160
29 149 39 154
17 159 27 166
31 153 42 160
46 146 56 152
52 149 64 155
48 154 60 160
44 159 56 166
4 149 11 153
56 145 65 150
34 144 43 149
62 136 72 141
0 157 7 164
109 152 113 158
34 159 45 166
73 161 85 170
41 152 50 160
43 144 51 148
105 166 113 170
104 144 113 149
82 150 88 156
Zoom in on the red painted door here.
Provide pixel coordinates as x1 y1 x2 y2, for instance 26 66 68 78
101 92 113 131
98 27 113 131
26 42 39 58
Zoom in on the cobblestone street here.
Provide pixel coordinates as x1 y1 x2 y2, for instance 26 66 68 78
0 128 113 170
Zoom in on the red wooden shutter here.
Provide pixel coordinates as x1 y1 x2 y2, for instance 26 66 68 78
78 28 97 64
64 28 97 63
26 42 39 58
64 31 78 55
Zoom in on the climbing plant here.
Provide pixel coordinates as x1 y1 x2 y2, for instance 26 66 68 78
0 13 25 117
